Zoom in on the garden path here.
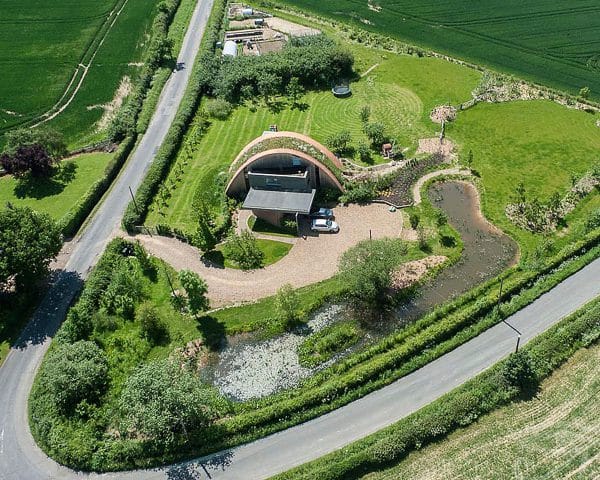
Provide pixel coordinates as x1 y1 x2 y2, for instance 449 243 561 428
126 203 403 307
412 168 472 204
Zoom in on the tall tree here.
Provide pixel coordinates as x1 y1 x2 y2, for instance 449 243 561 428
339 238 407 311
3 127 67 159
0 205 62 290
286 76 305 106
178 269 210 315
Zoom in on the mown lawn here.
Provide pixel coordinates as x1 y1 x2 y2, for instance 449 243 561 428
204 239 293 269
446 100 600 253
0 152 112 220
363 344 600 480
145 43 479 232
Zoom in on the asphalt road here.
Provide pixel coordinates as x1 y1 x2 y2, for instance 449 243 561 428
0 0 213 477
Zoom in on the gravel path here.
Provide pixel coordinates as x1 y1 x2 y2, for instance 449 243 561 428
128 203 403 307
412 168 472 204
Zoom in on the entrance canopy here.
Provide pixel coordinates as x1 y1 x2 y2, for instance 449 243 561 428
242 188 316 214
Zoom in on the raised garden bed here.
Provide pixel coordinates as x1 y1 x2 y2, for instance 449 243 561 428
375 154 445 207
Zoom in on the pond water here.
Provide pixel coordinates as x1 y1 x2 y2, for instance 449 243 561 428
206 181 518 401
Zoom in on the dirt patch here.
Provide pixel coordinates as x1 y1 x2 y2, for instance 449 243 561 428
267 17 320 36
430 105 456 124
88 76 132 131
416 138 455 159
392 256 447 289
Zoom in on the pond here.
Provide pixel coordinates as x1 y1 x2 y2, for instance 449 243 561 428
205 181 518 401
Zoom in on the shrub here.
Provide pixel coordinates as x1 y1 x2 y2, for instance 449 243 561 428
585 208 600 232
409 212 420 229
356 141 371 163
100 257 144 318
222 231 264 270
339 238 408 309
119 358 227 445
41 341 109 414
137 302 168 344
178 269 210 314
501 350 538 390
205 98 233 120
326 130 352 156
363 122 387 147
274 284 302 328
359 105 371 124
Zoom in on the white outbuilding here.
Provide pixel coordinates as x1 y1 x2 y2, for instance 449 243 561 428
222 40 237 57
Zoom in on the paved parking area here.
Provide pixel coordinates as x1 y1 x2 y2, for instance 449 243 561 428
129 203 403 307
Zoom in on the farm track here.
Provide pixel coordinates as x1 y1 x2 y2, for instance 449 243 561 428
0 0 127 132
31 0 130 128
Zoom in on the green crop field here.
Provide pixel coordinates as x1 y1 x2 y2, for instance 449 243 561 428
145 45 479 231
0 0 160 145
363 344 600 480
0 152 112 220
276 0 600 100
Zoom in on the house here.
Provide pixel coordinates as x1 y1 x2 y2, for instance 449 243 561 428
225 132 345 226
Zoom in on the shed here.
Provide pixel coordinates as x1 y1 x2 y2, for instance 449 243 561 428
222 40 237 57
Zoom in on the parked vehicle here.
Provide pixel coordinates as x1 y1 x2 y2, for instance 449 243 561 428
311 207 334 219
311 218 339 233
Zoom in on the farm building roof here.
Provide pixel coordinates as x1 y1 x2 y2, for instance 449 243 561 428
242 188 316 214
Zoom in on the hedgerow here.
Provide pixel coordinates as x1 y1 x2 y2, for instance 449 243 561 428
57 136 135 236
108 0 183 142
122 0 229 231
273 297 600 479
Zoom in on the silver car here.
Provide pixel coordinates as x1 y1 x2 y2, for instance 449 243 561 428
311 218 339 233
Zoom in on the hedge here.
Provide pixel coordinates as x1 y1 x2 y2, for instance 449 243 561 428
109 0 183 141
122 0 229 231
57 136 135 236
273 296 600 479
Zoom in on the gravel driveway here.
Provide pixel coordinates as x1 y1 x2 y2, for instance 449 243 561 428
128 203 403 307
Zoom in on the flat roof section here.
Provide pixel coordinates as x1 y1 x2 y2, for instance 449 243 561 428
242 188 316 214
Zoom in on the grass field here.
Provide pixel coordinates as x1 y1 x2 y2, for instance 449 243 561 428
0 152 112 220
0 0 161 146
363 344 600 480
146 44 479 231
276 0 600 101
447 101 600 253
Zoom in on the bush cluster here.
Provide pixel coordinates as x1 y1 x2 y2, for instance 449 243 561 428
212 35 354 103
122 0 228 231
